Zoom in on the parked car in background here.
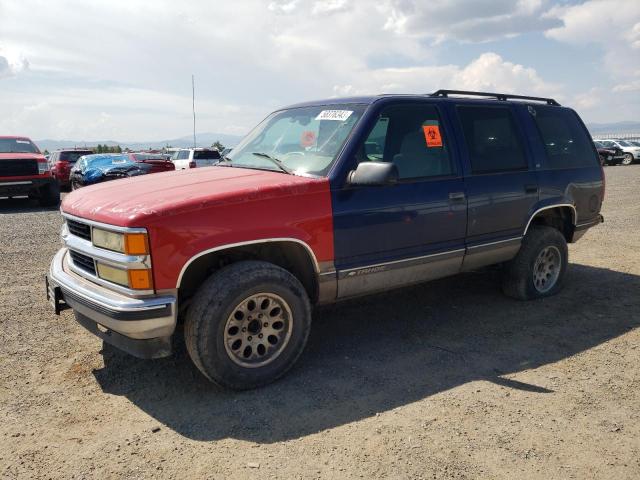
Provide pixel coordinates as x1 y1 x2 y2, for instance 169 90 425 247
593 140 624 166
47 90 604 390
69 154 154 189
0 136 60 206
171 148 221 169
127 152 176 174
595 139 640 165
50 149 94 189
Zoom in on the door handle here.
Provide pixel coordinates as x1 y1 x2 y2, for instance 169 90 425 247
449 192 466 201
525 184 538 194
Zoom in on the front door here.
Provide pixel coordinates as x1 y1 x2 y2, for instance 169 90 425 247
331 102 467 298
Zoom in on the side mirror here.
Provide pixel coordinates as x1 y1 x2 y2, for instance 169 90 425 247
347 161 398 186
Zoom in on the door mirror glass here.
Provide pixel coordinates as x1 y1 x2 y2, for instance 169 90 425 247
348 161 398 186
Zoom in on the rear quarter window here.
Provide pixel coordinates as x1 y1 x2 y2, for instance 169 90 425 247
532 107 598 169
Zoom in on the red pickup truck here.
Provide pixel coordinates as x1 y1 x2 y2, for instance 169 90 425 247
0 136 60 206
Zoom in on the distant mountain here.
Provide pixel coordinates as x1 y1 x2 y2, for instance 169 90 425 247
35 132 244 152
586 121 640 135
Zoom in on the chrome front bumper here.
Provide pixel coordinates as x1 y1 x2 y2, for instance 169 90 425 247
47 248 177 358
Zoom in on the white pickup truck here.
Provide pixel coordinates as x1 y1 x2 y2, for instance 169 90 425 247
171 148 221 170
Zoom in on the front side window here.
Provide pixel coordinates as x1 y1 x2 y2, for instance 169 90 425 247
457 106 527 173
360 103 454 179
227 104 366 176
532 106 598 169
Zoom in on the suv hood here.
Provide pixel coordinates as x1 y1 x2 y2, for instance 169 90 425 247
0 152 45 160
62 166 327 226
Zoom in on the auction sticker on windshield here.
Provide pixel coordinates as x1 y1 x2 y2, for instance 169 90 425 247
315 110 353 121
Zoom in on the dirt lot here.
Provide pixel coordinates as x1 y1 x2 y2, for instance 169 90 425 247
1 166 639 479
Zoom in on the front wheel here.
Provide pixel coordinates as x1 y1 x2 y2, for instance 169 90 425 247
502 226 568 300
184 260 312 390
38 181 60 207
622 153 634 165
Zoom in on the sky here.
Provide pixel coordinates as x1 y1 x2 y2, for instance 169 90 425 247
0 0 639 141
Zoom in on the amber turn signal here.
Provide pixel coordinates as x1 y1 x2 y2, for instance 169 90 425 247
128 269 153 290
124 233 149 255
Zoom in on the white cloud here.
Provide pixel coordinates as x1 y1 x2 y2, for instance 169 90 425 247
0 47 29 78
0 0 637 140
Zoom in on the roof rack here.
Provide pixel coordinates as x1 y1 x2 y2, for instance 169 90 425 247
430 89 560 106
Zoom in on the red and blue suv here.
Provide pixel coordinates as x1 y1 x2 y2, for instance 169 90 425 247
47 90 604 389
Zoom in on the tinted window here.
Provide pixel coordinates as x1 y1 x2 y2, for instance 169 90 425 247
457 106 527 173
532 106 598 169
193 150 221 160
177 150 190 160
361 104 454 179
59 151 92 163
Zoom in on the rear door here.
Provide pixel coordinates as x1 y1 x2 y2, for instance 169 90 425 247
452 103 538 270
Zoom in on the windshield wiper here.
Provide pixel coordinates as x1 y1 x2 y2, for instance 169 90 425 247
250 152 293 174
215 155 234 167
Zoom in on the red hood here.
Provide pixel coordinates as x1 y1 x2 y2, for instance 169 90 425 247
62 166 328 226
0 152 45 160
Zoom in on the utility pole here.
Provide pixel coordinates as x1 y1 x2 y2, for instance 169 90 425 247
192 74 196 148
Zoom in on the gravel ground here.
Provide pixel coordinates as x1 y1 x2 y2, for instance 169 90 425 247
1 166 639 479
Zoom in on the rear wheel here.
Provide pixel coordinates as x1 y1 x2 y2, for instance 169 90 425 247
184 260 312 390
622 153 634 165
502 226 568 300
38 181 60 207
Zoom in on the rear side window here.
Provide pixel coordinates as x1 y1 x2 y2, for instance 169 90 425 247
60 151 92 163
457 106 527 173
532 107 598 169
194 150 221 160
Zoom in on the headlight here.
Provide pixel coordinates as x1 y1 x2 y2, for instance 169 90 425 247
92 228 149 255
92 228 124 252
38 161 49 174
96 263 153 290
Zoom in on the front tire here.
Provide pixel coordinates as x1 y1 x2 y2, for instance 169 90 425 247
184 260 312 390
622 153 634 165
502 226 568 300
38 181 60 207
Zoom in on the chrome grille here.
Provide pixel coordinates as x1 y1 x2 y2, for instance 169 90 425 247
67 219 91 241
69 250 96 276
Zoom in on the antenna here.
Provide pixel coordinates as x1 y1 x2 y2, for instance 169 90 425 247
192 74 196 148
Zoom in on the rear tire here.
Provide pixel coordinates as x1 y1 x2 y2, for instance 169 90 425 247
502 226 568 300
184 260 312 390
38 181 60 207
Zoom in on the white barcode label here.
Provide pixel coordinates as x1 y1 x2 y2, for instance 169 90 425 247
315 110 353 121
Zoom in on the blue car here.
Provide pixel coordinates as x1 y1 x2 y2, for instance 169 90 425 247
69 154 152 190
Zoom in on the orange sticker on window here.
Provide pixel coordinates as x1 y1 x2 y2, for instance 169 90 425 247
423 125 443 147
300 130 316 147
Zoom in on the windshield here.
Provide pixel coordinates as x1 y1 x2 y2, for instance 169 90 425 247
0 138 39 153
227 104 366 176
618 140 632 147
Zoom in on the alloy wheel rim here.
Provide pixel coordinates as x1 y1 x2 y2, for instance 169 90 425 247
532 246 561 293
622 154 633 165
223 292 293 368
